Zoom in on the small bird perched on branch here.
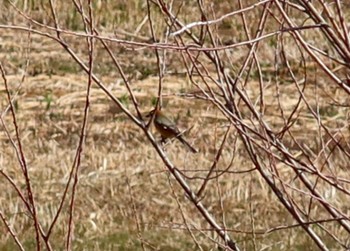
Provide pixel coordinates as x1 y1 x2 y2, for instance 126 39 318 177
146 108 198 153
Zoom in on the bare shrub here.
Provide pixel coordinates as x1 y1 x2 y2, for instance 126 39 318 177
1 1 350 250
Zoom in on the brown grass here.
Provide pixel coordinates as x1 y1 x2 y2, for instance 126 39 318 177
1 1 350 250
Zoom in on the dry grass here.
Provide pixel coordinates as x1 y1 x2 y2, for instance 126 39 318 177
1 1 350 250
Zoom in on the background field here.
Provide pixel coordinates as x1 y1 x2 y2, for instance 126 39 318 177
1 1 350 250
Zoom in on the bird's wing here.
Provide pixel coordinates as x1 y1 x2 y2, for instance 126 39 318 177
161 116 179 131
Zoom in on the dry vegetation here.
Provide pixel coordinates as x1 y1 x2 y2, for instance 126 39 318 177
1 0 350 250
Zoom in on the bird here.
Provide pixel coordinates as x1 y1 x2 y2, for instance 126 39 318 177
146 108 198 153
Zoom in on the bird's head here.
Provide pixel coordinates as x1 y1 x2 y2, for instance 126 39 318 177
145 107 161 118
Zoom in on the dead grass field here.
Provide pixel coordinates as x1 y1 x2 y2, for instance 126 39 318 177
1 1 350 251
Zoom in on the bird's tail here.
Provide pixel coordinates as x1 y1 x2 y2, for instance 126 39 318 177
178 136 198 153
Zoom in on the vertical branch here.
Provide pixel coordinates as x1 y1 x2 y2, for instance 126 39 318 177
0 63 41 251
66 1 94 250
146 0 164 109
238 0 266 114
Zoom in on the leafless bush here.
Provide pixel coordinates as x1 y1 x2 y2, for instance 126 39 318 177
1 0 350 250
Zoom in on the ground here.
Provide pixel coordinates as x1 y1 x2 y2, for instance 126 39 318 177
1 1 350 250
